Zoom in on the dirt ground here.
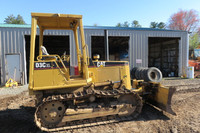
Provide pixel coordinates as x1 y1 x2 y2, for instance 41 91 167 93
0 79 200 133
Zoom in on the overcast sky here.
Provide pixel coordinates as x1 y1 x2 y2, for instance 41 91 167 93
0 0 200 27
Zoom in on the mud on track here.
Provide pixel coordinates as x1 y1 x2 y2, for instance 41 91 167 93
0 79 200 133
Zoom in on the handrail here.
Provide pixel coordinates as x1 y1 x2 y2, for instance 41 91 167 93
37 54 58 61
54 61 68 82
37 55 70 80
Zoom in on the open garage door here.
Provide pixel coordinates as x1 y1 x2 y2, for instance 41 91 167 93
148 37 180 77
91 36 129 61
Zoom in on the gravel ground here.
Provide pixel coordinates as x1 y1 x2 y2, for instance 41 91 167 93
0 85 28 99
0 78 200 133
161 78 200 92
161 78 200 86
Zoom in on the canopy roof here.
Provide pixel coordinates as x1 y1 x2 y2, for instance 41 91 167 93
31 12 82 30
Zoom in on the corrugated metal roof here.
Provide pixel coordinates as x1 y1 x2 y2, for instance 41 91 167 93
0 23 31 28
0 23 187 32
84 26 187 32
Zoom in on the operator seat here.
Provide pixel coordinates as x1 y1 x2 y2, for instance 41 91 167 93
41 46 49 55
40 46 57 60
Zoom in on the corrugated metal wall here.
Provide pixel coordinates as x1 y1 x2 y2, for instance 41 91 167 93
84 29 188 77
0 28 28 85
0 28 75 85
0 27 188 85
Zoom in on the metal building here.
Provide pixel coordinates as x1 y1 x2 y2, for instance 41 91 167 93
0 24 189 85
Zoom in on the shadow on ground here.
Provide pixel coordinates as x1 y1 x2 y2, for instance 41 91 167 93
0 106 42 133
0 104 169 133
136 104 170 121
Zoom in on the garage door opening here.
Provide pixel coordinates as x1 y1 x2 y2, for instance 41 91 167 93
91 36 105 60
109 37 129 61
148 37 180 77
25 35 70 82
91 36 129 61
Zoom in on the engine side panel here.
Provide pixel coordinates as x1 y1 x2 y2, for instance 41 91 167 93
88 61 131 89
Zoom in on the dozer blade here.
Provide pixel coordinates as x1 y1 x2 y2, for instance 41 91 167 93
147 86 176 115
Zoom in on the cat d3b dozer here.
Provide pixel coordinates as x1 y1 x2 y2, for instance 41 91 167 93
29 13 175 132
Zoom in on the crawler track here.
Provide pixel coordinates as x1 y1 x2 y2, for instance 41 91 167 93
35 87 143 132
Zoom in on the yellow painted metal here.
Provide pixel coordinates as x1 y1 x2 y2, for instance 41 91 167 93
131 80 175 115
132 79 144 89
63 104 133 122
5 78 18 87
29 17 37 90
33 68 88 90
120 64 131 89
37 55 70 80
28 13 174 116
155 85 168 105
150 84 175 114
39 27 44 57
34 69 54 87
88 61 131 90
28 13 176 126
79 19 89 80
29 12 132 93
93 55 100 61
92 67 121 83
33 81 87 90
31 13 82 30
31 12 82 19
73 28 81 72
29 12 92 92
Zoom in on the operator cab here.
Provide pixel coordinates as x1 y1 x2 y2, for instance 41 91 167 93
29 13 90 90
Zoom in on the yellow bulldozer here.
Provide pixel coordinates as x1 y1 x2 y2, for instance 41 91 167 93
28 13 175 132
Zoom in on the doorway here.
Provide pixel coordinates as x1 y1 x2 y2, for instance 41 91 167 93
91 36 129 61
5 54 21 83
148 37 180 77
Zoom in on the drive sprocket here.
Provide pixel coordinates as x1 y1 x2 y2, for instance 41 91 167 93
36 100 66 128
